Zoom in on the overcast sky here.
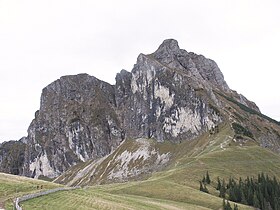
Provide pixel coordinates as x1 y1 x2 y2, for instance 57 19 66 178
0 0 279 142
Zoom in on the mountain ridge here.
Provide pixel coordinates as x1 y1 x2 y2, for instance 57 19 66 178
0 39 279 181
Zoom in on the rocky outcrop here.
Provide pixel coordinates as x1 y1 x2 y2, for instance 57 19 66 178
0 141 26 175
0 39 279 179
116 53 222 142
54 138 171 186
22 74 124 178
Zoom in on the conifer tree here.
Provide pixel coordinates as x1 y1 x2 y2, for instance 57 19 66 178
199 181 204 192
273 196 279 210
204 184 209 193
206 171 211 184
202 175 206 184
223 198 226 209
233 204 238 210
219 179 226 198
202 173 280 210
217 177 221 190
253 192 260 209
199 181 209 193
240 191 247 205
247 186 254 205
226 200 232 210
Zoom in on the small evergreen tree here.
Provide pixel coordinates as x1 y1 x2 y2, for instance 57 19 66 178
199 181 204 192
199 181 209 193
204 184 209 193
219 179 226 198
206 171 211 184
226 200 232 210
240 190 247 205
217 177 221 190
233 204 238 210
273 196 279 210
202 175 206 184
253 192 260 209
223 198 226 209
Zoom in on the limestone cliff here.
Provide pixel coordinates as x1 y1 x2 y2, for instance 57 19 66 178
0 39 279 179
22 74 124 178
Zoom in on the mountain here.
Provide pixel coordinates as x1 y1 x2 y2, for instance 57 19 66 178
0 39 280 181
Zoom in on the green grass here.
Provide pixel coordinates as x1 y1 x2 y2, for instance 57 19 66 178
0 172 61 209
22 187 210 210
17 123 280 209
215 91 280 126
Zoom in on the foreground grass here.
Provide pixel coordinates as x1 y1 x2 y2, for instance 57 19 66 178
18 124 280 209
0 172 60 209
22 187 210 210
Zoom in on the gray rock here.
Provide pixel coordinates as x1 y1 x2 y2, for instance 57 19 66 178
22 74 124 178
0 39 278 179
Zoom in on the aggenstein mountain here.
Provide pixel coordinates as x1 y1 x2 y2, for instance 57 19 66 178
0 39 279 186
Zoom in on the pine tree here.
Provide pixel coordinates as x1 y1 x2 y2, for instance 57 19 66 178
253 192 260 209
263 198 269 210
202 175 206 184
226 200 232 210
217 177 221 190
202 173 280 210
206 171 211 184
228 177 233 189
258 173 261 183
229 187 236 202
223 198 226 210
240 190 247 205
199 181 204 192
219 179 226 198
247 186 254 205
204 184 209 193
199 181 209 193
274 196 279 210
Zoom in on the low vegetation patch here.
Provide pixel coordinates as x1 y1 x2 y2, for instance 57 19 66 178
232 123 254 139
216 91 280 126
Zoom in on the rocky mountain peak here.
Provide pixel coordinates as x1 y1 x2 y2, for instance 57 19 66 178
146 39 230 93
0 39 278 180
153 39 181 57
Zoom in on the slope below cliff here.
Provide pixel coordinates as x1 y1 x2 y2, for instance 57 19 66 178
0 39 279 180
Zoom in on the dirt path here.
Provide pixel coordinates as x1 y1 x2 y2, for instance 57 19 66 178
145 200 183 210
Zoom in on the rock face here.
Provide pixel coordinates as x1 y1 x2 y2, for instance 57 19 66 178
54 138 171 186
22 74 124 178
0 39 279 179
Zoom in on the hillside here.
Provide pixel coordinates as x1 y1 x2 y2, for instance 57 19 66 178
55 123 280 187
0 39 279 180
0 39 280 209
0 172 60 209
22 122 280 209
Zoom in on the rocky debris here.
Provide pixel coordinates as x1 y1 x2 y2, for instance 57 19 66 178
107 138 170 182
55 138 171 186
0 39 279 179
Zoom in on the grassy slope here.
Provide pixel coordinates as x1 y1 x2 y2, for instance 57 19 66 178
0 172 61 209
21 123 280 209
21 187 211 210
